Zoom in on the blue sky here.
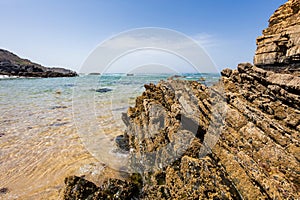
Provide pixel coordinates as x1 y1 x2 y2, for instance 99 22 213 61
0 0 286 72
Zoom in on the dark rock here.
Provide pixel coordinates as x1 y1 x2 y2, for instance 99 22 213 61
121 112 130 126
95 178 140 199
89 73 101 75
167 75 186 80
220 68 232 77
63 84 75 87
0 187 9 194
115 134 130 151
64 176 98 200
50 105 68 110
50 122 69 127
237 62 253 73
95 88 112 93
63 176 140 200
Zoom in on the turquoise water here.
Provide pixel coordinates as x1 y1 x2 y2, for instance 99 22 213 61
0 73 220 199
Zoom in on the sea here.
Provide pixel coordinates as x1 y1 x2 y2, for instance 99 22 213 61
0 73 220 199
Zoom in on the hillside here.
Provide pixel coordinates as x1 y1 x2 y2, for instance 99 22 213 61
0 49 77 77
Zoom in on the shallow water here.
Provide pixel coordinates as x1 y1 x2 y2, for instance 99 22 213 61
0 73 219 199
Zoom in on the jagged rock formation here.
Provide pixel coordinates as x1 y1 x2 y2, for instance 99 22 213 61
122 79 225 173
216 64 299 199
254 0 300 72
64 63 300 199
128 64 299 199
0 49 77 77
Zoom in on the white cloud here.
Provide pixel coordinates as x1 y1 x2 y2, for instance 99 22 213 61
191 33 217 48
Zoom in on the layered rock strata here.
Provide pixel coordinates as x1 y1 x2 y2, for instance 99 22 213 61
64 63 300 199
254 0 300 72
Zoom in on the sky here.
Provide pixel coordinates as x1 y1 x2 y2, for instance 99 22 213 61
0 0 286 73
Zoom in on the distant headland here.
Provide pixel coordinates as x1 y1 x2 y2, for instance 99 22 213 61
0 49 77 78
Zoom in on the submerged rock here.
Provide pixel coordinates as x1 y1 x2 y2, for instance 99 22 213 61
95 88 112 93
115 134 130 151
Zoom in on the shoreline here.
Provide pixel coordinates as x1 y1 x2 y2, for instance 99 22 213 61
0 75 37 79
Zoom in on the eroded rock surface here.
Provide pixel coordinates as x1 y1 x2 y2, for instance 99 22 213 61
64 63 299 199
125 64 299 199
254 0 300 72
215 63 299 199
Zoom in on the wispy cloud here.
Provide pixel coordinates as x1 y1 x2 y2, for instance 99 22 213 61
191 33 217 49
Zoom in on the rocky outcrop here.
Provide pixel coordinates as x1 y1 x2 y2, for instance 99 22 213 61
254 0 300 72
215 64 299 199
126 64 299 199
0 49 77 77
64 63 299 199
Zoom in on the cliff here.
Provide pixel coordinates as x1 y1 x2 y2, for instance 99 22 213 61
0 49 77 77
254 0 300 72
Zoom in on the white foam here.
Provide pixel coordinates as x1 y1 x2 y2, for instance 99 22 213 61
0 75 19 79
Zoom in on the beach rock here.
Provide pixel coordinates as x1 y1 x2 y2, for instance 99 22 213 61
254 0 300 72
115 134 130 151
0 187 9 194
220 68 232 77
0 49 77 77
63 176 140 200
64 176 99 200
